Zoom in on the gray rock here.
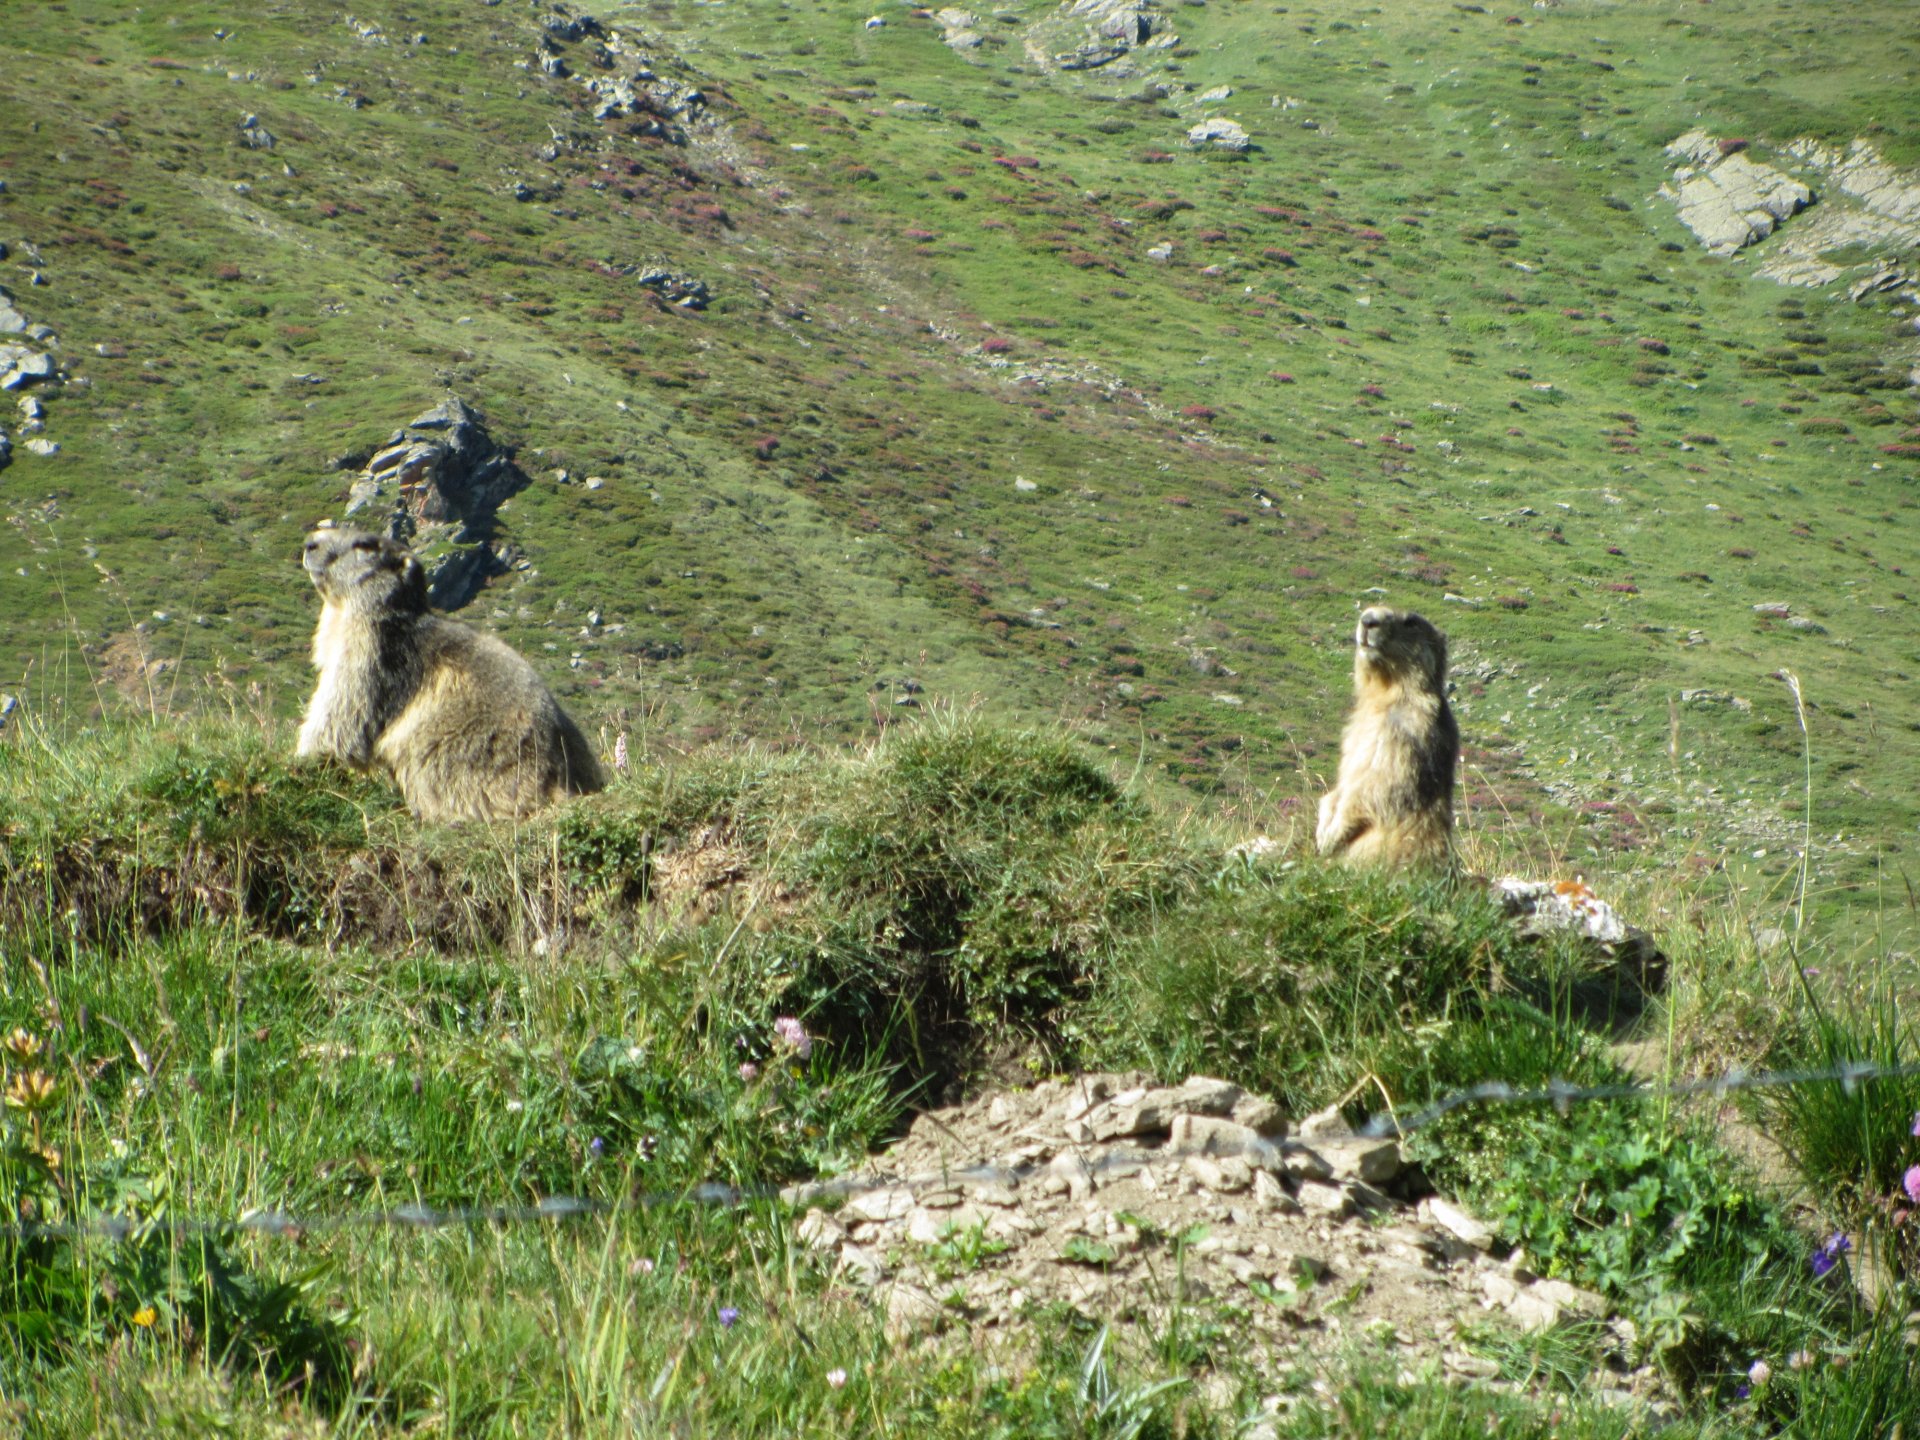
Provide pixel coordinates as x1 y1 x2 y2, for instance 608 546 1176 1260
837 1243 886 1287
0 344 55 390
1196 85 1233 102
1294 1180 1356 1218
1316 1138 1404 1186
0 428 10 471
1423 1197 1494 1251
1187 117 1250 152
1295 1104 1353 1142
843 1185 915 1223
882 1282 945 1339
23 436 58 457
0 291 26 335
342 397 530 608
796 1210 848 1249
239 114 276 150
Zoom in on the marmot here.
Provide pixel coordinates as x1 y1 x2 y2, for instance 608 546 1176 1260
296 526 605 822
1314 606 1458 867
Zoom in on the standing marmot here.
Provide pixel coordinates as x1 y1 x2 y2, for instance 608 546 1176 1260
1314 606 1458 867
296 526 605 822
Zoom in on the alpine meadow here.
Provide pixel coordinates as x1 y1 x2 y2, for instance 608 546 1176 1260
3 0 1920 1434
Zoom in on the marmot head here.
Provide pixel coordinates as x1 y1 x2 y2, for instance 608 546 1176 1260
1353 606 1447 691
302 526 428 616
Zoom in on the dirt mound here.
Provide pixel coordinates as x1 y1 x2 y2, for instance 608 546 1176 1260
785 1072 1672 1418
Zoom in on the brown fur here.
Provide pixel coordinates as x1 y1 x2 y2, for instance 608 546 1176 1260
296 526 605 822
1315 606 1458 867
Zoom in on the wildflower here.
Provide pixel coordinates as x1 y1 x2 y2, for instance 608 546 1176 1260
3 1069 55 1111
590 1136 606 1158
1810 1232 1851 1278
131 1306 157 1328
1734 1384 1751 1401
1787 1349 1816 1370
613 732 629 772
827 1367 849 1389
3 1027 42 1063
739 1062 760 1082
718 1306 740 1329
1904 1166 1920 1205
629 1257 655 1277
773 1016 812 1059
1748 1359 1772 1386
1911 1111 1920 1139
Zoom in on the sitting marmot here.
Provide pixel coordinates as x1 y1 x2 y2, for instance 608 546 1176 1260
1315 606 1458 867
296 526 605 822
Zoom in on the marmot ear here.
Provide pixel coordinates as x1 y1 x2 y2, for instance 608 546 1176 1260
399 554 429 610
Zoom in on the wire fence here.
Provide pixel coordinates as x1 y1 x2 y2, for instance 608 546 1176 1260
8 1055 1920 1245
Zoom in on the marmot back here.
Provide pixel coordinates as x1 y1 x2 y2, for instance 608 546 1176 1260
296 526 605 822
1314 606 1458 867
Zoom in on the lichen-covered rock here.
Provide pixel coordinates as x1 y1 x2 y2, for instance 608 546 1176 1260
1187 118 1250 153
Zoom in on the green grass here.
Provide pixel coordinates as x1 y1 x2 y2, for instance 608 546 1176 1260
5 712 1920 1433
0 0 1915 950
3 0 1920 1427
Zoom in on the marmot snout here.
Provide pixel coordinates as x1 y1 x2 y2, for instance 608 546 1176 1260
296 526 605 822
1315 606 1458 867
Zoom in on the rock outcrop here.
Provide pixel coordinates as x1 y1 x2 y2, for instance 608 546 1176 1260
1026 0 1179 73
1187 117 1251 153
341 398 528 609
531 4 710 141
1658 132 1809 255
1659 132 1920 299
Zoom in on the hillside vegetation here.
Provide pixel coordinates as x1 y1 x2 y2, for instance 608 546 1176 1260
0 0 1915 933
3 0 1920 1432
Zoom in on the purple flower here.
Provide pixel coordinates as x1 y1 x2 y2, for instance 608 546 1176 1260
718 1306 740 1329
1811 1232 1851 1278
1904 1166 1920 1206
1910 1111 1920 1139
1734 1384 1751 1401
773 1016 813 1059
589 1136 605 1157
739 1062 760 1082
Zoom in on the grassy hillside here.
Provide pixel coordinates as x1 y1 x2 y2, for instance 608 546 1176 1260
0 0 1914 941
6 713 1920 1434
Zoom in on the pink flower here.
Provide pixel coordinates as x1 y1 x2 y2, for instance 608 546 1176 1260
827 1367 848 1389
613 732 629 772
1903 1165 1920 1205
773 1016 812 1058
739 1062 760 1082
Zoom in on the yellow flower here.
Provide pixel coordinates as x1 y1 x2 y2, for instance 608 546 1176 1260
3 1069 56 1111
131 1306 157 1328
3 1028 42 1064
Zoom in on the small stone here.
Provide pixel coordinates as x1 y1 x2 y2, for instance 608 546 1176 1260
1530 1278 1605 1316
796 1211 848 1250
1229 1093 1286 1135
838 1243 886 1287
1480 1272 1521 1307
1294 1181 1355 1218
23 437 58 457
986 1095 1020 1127
1282 1146 1335 1183
843 1186 915 1223
1296 1105 1353 1142
1169 1112 1263 1157
1252 1169 1301 1214
1046 1151 1095 1202
1423 1197 1494 1251
1507 1290 1564 1332
1185 1154 1252 1192
1317 1138 1404 1186
883 1283 945 1339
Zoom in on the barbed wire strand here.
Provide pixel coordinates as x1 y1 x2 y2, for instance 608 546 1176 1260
8 1055 1920 1244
